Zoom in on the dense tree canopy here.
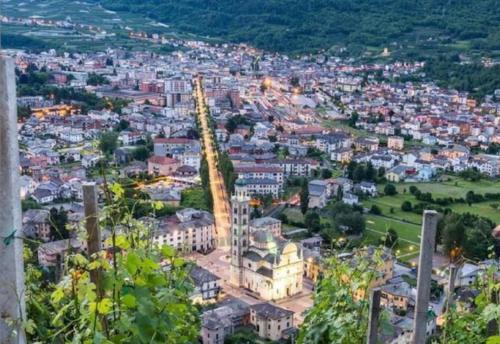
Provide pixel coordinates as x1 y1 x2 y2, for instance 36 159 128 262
102 0 500 57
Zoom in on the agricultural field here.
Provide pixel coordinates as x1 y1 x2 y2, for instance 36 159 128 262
0 0 192 52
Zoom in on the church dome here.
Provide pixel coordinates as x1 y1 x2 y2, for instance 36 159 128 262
253 230 274 243
252 230 277 252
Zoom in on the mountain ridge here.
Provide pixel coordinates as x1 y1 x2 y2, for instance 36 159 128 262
100 0 500 58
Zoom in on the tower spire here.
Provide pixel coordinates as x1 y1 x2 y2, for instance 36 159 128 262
229 179 250 287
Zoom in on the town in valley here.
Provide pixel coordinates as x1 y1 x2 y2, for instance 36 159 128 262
0 3 499 343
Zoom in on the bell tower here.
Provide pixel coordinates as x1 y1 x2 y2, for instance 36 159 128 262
230 179 250 287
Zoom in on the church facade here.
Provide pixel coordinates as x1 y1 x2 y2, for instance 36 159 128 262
230 180 303 301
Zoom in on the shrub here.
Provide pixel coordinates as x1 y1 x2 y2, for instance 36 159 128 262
401 201 413 212
370 205 382 215
384 183 397 196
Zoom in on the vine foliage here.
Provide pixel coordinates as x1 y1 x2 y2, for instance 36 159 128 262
25 183 200 343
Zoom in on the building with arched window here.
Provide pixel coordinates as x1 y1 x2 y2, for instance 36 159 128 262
230 179 303 301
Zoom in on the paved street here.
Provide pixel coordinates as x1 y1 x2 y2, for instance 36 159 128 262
189 249 314 325
194 77 231 247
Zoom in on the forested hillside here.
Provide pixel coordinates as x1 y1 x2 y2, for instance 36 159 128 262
101 0 500 57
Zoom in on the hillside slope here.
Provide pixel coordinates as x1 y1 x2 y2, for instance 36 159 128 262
101 0 500 57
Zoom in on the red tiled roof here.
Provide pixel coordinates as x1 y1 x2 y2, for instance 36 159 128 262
148 156 180 165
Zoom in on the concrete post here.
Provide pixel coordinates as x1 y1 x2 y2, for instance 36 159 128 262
446 264 458 312
82 182 103 297
487 289 498 336
366 288 381 344
412 210 438 344
0 55 27 343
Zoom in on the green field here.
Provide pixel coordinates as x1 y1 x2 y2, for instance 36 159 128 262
364 176 500 225
394 176 500 198
361 176 500 261
282 207 304 224
364 215 421 262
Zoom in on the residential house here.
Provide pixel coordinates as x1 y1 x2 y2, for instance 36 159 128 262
315 132 352 154
237 178 280 198
22 209 51 242
387 136 404 150
190 266 221 303
147 156 181 176
355 137 379 152
270 158 319 177
38 239 84 267
356 182 378 196
249 217 282 237
370 154 397 169
249 303 295 341
234 165 284 185
386 165 417 183
32 188 55 204
380 280 414 311
152 208 215 253
331 147 353 164
153 137 199 157
342 192 359 205
308 180 329 209
201 299 250 344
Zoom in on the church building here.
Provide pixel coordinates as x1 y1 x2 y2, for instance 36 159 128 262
230 179 303 301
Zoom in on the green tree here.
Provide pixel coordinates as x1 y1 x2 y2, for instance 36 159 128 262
365 162 375 181
22 198 41 211
348 111 359 128
27 183 200 343
463 219 495 260
335 211 366 235
49 207 69 240
99 131 119 156
219 151 236 193
466 190 476 206
438 264 499 344
305 211 321 234
352 165 365 183
224 115 251 134
132 146 150 161
401 201 413 212
181 187 211 212
370 204 382 215
17 105 32 121
383 228 398 248
384 183 397 196
441 213 466 260
116 119 130 131
321 169 332 179
300 179 309 215
199 156 213 211
298 249 384 344
87 72 110 86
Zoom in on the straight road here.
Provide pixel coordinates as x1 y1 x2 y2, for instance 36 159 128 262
194 77 231 248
